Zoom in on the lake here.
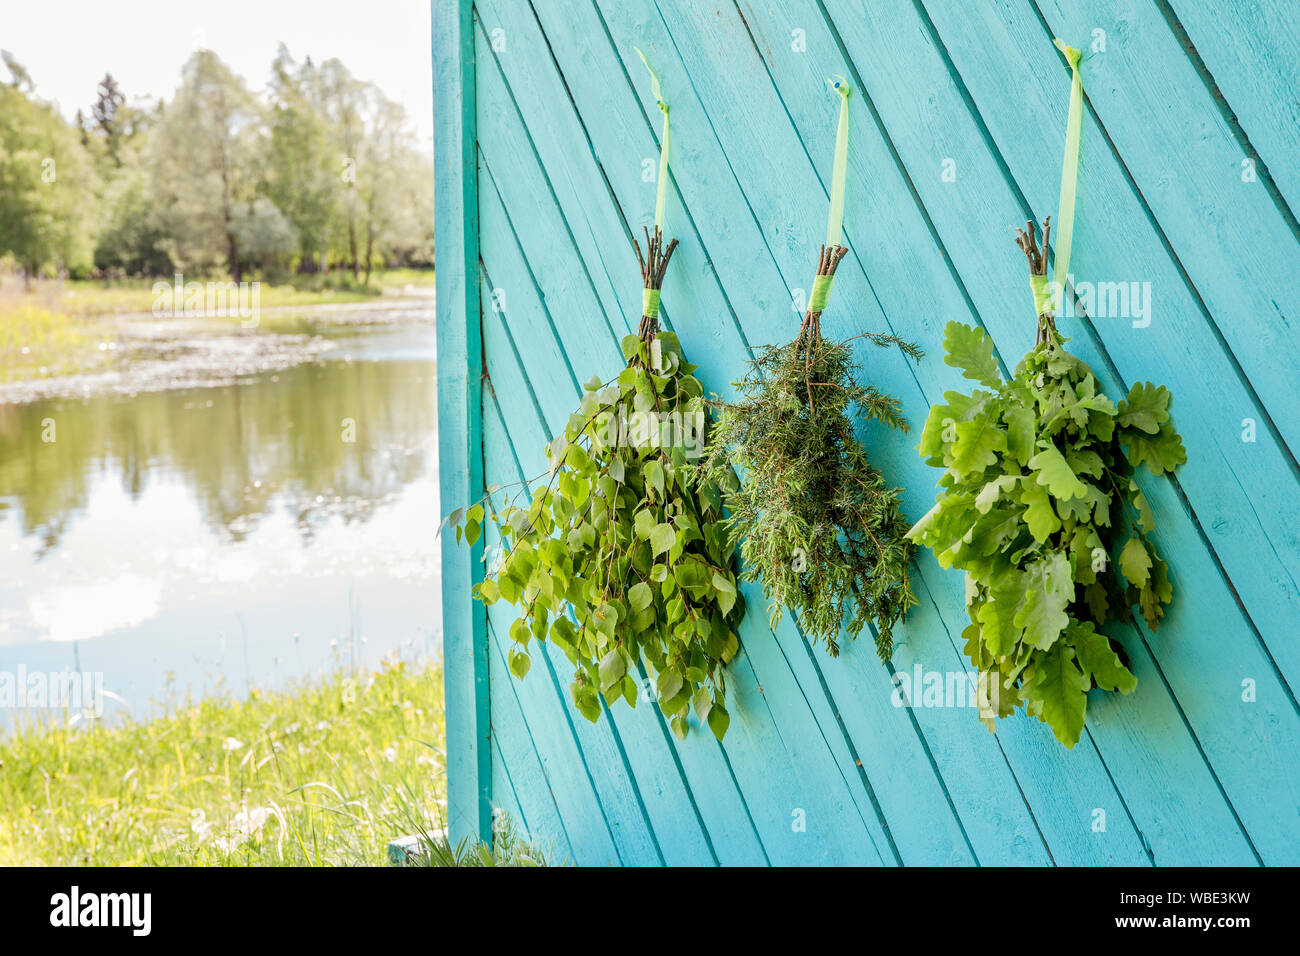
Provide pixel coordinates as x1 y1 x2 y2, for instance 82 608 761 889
0 305 441 727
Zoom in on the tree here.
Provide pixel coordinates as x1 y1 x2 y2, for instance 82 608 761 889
2 50 33 91
232 196 297 278
0 59 97 283
315 58 368 278
356 92 404 283
91 73 127 166
146 50 261 280
264 46 339 274
364 113 435 274
93 163 172 275
0 46 432 284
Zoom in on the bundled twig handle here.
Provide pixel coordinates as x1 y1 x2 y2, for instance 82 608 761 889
799 243 849 342
634 225 678 341
796 243 849 412
1015 218 1058 345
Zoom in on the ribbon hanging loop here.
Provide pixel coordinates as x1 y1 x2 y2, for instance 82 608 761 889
1050 39 1083 299
636 47 671 237
825 76 851 250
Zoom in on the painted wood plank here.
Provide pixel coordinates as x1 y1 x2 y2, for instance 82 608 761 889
488 668 576 861
487 617 624 864
432 0 491 846
490 736 546 855
1165 0 1300 217
628 662 771 866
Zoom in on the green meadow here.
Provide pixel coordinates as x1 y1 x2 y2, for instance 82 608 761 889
0 660 547 866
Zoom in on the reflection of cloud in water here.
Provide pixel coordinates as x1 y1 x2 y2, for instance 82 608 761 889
1 470 440 646
28 573 162 643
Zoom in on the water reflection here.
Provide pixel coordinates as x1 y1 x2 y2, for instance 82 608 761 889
0 338 435 549
0 324 440 722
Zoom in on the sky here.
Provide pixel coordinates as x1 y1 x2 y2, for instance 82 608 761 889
0 0 434 149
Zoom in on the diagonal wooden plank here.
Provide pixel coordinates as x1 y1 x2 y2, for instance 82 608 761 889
1163 0 1300 219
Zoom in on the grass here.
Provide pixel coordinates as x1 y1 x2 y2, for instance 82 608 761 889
0 658 471 866
0 304 102 383
394 815 554 867
361 267 438 290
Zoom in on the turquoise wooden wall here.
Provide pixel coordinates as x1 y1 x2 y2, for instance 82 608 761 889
434 0 1300 865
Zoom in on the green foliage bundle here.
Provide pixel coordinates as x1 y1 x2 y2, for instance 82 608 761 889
697 244 920 659
908 224 1186 748
448 230 744 740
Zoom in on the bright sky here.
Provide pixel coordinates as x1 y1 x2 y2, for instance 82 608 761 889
1 0 434 149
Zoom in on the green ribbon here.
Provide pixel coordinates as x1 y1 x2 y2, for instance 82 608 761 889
642 288 661 318
808 274 834 313
825 76 850 248
1029 272 1053 317
804 78 851 318
636 48 670 235
1047 38 1084 310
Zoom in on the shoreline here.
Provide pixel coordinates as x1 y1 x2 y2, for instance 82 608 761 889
0 298 435 405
